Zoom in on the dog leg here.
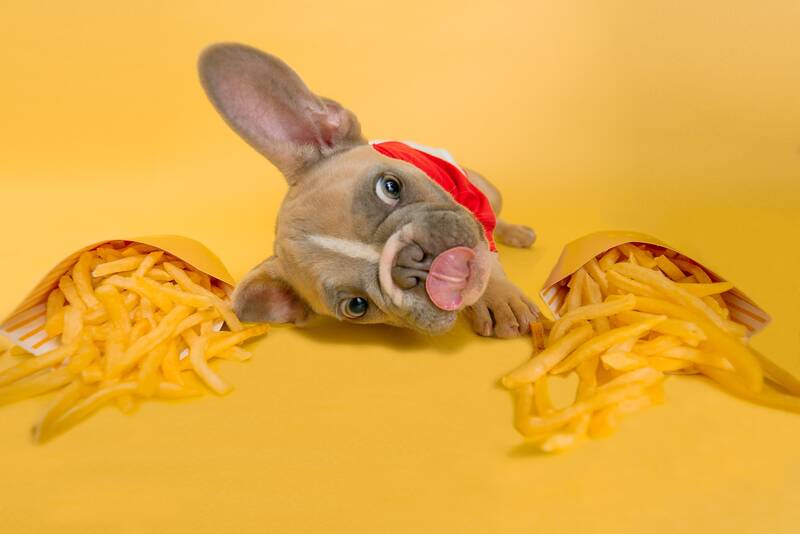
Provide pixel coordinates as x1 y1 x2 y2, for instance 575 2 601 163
465 168 536 248
463 258 539 338
495 220 537 248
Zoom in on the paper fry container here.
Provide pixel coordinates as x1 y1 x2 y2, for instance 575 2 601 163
540 230 771 334
0 235 234 356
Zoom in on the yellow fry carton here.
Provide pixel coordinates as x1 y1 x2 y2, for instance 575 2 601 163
540 230 771 334
0 235 234 355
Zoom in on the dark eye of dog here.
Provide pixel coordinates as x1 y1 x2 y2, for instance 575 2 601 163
375 174 402 206
341 297 369 319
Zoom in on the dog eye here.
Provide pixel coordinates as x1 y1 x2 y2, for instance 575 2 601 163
341 297 369 319
375 175 402 206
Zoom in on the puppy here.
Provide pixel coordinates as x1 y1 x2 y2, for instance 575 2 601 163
198 43 539 337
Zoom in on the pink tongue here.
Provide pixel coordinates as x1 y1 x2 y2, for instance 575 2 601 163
425 246 475 311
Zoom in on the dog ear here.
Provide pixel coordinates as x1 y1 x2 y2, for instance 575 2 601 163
232 256 313 324
198 43 365 183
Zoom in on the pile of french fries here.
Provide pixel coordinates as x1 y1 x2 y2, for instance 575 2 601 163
503 243 800 452
0 241 268 443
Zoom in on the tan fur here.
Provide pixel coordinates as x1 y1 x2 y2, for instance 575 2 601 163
199 43 539 337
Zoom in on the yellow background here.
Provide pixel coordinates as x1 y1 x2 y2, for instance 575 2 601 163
1 1 799 532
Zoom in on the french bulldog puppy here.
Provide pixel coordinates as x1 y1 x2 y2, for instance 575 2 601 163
198 43 539 337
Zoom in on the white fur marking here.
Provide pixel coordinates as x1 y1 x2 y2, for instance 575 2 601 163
307 235 381 263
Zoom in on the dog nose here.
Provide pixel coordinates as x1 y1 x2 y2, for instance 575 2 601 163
392 242 431 289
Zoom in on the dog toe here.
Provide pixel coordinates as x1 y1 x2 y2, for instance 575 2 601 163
466 302 493 337
490 302 521 338
496 223 537 249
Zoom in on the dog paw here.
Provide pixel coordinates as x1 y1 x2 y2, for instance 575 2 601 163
464 278 540 338
495 222 537 248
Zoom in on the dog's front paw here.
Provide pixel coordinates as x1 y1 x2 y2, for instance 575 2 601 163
495 221 537 248
464 278 540 338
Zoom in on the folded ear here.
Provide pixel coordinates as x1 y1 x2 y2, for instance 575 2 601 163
232 257 313 325
198 42 365 182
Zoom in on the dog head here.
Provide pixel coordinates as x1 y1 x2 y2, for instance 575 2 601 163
199 43 493 334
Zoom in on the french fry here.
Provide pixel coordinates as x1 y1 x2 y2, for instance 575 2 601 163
163 262 243 332
633 334 684 356
677 282 734 297
588 392 656 439
160 338 184 385
582 276 610 333
533 375 554 415
602 351 648 371
612 263 737 335
0 340 80 387
111 305 192 378
515 380 658 438
59 275 87 312
123 291 139 310
543 357 601 450
614 310 706 346
92 255 145 278
512 383 535 435
548 294 635 343
672 259 713 283
81 363 104 383
598 366 663 391
530 322 546 353
44 289 66 336
31 380 84 443
654 255 685 281
606 270 660 298
584 258 609 295
660 346 731 370
633 296 761 391
44 308 66 338
137 342 168 397
1 242 266 441
94 284 131 336
128 320 150 346
134 250 164 277
587 405 619 438
700 367 800 414
66 337 100 374
563 268 587 314
551 316 666 375
187 270 212 291
576 356 599 397
50 382 139 435
618 243 657 268
702 295 730 320
206 324 270 359
83 307 109 325
137 277 213 309
753 350 800 396
103 275 174 312
502 324 594 388
145 267 172 282
0 368 75 406
186 325 232 395
139 296 157 329
210 284 228 299
96 246 122 262
216 347 253 362
598 247 621 271
73 251 101 309
506 242 796 452
61 305 83 345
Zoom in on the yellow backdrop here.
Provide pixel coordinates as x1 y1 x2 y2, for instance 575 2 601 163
1 2 799 533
